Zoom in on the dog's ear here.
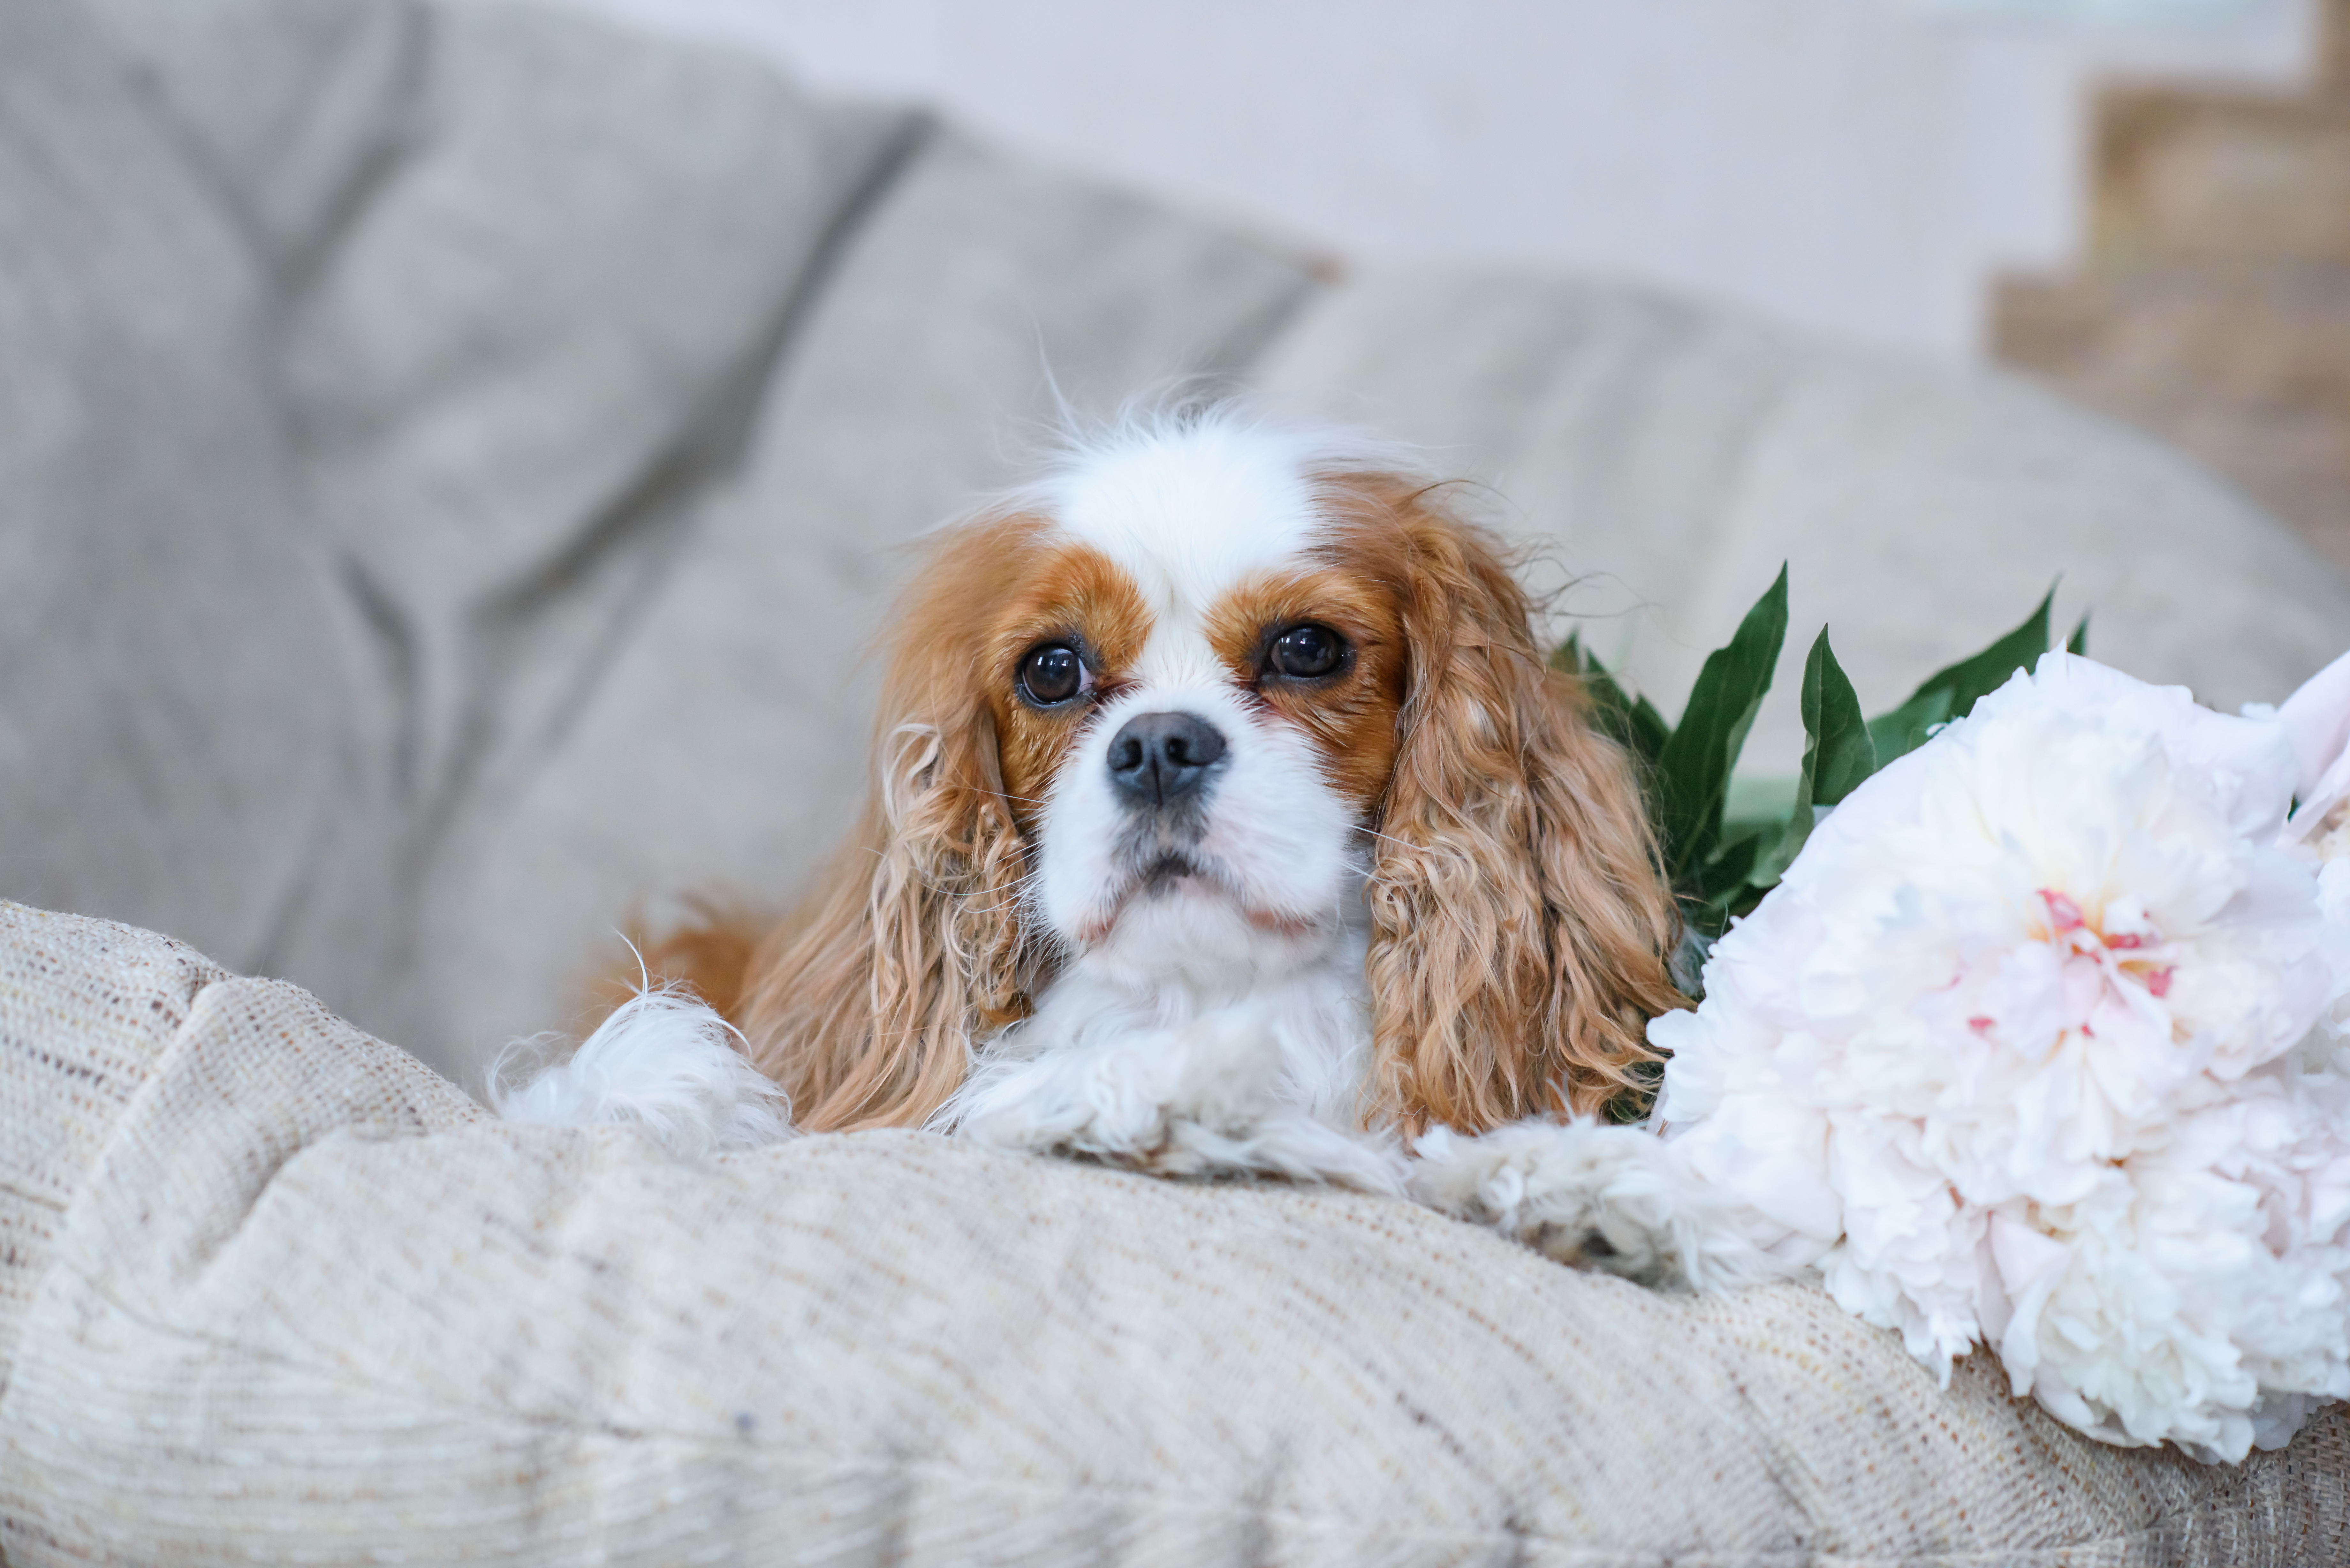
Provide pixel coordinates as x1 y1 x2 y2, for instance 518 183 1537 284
1339 478 1684 1134
735 521 1043 1132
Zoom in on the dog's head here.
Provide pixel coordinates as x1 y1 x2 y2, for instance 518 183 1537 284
739 412 1682 1134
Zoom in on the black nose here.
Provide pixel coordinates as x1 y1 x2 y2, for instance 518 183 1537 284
1106 711 1227 808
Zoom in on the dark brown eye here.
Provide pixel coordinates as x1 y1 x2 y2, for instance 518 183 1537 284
1267 623 1346 679
1017 643 1085 705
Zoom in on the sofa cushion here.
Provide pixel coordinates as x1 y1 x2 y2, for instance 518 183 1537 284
0 0 381 982
72 0 427 268
40 0 927 1069
1253 274 2350 775
1 900 2344 1565
0 907 225 1383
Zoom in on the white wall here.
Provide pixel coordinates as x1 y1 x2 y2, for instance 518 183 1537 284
511 0 2314 361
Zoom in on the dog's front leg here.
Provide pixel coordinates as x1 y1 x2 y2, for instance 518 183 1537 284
1408 1120 1785 1293
942 1016 1406 1192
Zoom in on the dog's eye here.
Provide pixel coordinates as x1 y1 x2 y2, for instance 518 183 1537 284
1017 643 1086 706
1267 623 1346 680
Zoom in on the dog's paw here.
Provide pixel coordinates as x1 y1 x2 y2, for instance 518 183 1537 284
941 1021 1405 1193
940 1031 1182 1157
1408 1119 1785 1293
1144 1113 1407 1193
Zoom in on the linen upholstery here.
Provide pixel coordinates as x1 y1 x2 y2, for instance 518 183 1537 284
0 0 376 988
1255 275 2350 775
3 900 2346 1565
5 0 2349 1090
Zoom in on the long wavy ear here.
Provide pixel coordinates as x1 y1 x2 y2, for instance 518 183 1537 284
1338 477 1684 1134
733 519 1046 1132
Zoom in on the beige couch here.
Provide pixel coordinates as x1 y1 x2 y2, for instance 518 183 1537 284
5 0 2347 1088
4 900 2344 1564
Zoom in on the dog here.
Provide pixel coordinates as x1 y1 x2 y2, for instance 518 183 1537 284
516 406 1773 1291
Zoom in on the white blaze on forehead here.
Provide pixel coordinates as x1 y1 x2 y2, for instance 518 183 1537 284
1038 421 1345 681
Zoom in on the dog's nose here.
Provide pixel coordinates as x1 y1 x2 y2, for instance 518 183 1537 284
1106 711 1227 808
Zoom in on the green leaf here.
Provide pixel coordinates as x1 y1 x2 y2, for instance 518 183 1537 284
1862 689 1953 769
1551 578 2089 969
1865 585 2055 765
1910 585 2054 705
1654 566 1788 883
1554 635 1670 770
1702 821 1768 884
2066 613 2089 656
1751 628 1876 888
1684 825 1769 939
1802 629 1876 809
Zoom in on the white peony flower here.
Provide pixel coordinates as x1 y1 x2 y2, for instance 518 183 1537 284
1653 651 2350 1462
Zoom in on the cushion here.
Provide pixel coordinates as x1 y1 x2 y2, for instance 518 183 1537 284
0 0 381 979
1254 274 2350 776
3 900 2343 1565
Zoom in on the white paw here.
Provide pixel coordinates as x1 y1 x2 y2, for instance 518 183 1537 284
941 1021 1405 1193
942 1028 1195 1157
1145 1113 1407 1193
1409 1119 1785 1293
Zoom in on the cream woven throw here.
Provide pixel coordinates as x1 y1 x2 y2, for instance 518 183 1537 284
0 901 2343 1564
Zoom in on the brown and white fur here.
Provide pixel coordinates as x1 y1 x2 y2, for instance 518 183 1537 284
507 409 1776 1290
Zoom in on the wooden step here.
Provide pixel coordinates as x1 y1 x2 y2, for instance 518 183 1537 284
2090 84 2350 264
1992 259 2350 569
1987 1 2350 571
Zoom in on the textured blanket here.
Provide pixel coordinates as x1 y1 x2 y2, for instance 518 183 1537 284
0 900 2343 1564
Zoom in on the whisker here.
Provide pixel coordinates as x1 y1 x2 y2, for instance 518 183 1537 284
958 895 1027 915
909 874 1034 900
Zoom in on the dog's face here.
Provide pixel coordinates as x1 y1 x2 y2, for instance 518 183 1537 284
737 414 1684 1136
973 426 1410 991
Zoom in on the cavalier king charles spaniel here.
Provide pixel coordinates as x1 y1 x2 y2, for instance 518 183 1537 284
503 407 1774 1292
